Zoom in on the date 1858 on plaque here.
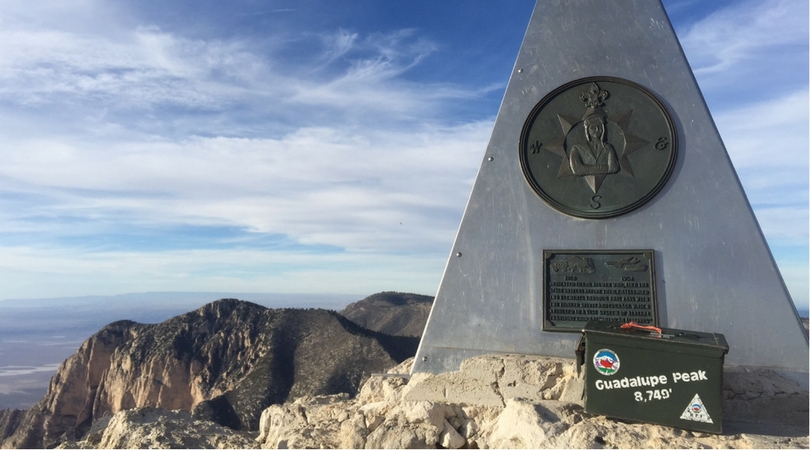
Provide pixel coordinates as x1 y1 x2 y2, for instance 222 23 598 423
543 250 658 332
520 77 677 219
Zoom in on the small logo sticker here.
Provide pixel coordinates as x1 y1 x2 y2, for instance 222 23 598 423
680 393 713 424
593 349 620 375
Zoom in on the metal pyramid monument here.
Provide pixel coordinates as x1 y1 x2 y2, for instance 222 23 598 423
412 0 808 376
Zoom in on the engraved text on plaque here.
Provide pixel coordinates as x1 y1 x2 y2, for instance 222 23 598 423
543 250 658 332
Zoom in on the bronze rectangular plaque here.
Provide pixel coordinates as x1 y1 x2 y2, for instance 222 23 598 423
543 250 658 332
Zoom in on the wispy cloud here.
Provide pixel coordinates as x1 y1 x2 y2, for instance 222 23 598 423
679 0 806 69
0 245 447 297
0 1 804 310
315 29 359 67
0 24 445 146
0 121 490 251
678 0 808 97
0 2 488 259
675 0 808 308
715 89 809 223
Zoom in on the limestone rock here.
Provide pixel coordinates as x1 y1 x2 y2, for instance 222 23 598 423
0 299 416 448
0 320 142 448
439 419 465 449
2 294 806 449
56 407 256 449
0 410 25 446
403 355 575 406
254 354 809 449
13 350 805 449
488 399 566 448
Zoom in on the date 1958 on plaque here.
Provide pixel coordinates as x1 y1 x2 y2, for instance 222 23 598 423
520 77 677 219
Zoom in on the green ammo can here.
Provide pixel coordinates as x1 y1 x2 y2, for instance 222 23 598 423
575 320 729 433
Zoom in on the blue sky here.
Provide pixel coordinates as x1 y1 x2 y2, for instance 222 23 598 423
0 0 807 311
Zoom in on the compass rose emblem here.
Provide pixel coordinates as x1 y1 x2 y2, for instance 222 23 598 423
519 77 677 219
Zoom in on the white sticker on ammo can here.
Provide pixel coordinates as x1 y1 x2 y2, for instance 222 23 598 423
679 393 713 424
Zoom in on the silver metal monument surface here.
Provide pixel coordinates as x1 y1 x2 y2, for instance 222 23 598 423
412 0 809 376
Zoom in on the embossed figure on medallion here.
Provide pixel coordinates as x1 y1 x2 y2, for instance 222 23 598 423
548 82 646 194
569 114 620 177
519 76 677 219
570 84 620 179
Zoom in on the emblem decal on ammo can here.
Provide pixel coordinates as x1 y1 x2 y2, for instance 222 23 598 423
679 394 714 424
593 349 620 375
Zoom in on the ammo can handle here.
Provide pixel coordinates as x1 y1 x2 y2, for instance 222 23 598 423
620 321 663 335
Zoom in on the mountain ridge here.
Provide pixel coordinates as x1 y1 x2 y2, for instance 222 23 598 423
340 291 434 337
0 297 421 448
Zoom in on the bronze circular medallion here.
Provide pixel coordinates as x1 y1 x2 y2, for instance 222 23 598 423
519 76 677 219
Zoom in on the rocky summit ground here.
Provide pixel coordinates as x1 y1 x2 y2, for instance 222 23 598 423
3 295 807 449
0 298 418 448
56 355 808 449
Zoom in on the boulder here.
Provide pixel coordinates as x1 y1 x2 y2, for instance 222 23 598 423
254 354 809 449
55 407 255 449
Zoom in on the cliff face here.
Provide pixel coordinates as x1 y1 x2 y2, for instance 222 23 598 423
340 292 433 337
0 299 418 448
0 320 143 448
0 410 24 446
